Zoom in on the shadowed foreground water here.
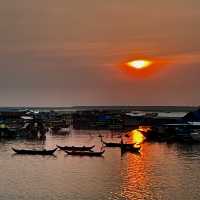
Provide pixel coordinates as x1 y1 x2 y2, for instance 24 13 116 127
1 129 200 200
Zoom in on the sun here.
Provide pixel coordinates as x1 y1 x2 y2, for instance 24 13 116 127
127 59 152 69
120 57 168 78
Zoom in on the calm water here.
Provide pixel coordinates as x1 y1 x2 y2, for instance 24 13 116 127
1 129 200 200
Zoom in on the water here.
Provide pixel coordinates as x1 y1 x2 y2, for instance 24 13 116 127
1 129 200 200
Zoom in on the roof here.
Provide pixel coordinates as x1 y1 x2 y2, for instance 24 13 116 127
155 112 186 118
188 122 200 126
126 112 146 117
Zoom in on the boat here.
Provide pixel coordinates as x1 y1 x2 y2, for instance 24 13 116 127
12 147 57 155
102 141 122 147
56 145 95 151
100 137 122 147
120 139 141 153
65 150 105 157
121 143 141 153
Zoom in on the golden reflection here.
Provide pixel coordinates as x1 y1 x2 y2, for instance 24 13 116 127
121 143 151 199
131 129 145 144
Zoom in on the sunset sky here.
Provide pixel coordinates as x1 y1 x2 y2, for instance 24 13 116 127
0 0 200 106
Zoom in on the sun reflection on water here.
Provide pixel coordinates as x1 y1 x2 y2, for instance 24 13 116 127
131 130 145 145
121 145 153 200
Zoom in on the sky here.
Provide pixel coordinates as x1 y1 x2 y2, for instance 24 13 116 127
0 0 200 106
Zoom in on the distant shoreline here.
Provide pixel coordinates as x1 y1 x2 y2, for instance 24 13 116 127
0 106 197 112
71 106 197 112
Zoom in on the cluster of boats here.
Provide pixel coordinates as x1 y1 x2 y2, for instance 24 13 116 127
11 138 141 156
11 145 105 156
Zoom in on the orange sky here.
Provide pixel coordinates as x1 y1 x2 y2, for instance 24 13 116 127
0 0 200 106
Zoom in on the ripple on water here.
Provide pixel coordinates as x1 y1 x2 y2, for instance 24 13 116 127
0 131 200 199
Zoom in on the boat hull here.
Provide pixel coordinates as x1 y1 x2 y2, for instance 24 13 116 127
121 144 141 153
103 142 121 147
57 145 95 151
65 150 105 157
12 148 57 155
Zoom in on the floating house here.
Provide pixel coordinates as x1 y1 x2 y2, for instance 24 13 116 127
182 109 200 122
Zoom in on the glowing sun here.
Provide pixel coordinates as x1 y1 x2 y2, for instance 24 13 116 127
127 59 152 69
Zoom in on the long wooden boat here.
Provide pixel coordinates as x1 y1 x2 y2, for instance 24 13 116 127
65 150 105 157
101 137 122 147
121 144 141 153
56 145 95 151
12 147 57 155
102 141 121 147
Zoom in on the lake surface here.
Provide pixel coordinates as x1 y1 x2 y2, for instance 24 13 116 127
1 129 200 200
